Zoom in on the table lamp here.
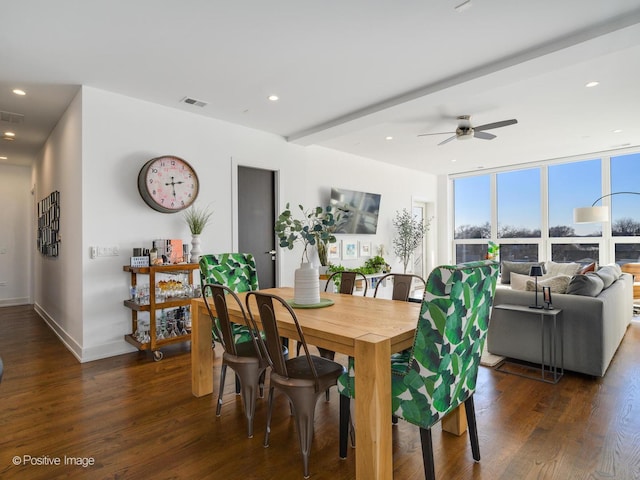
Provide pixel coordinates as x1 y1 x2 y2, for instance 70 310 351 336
529 265 544 309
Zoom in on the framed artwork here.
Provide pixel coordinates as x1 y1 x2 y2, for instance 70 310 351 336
342 240 358 260
37 190 61 257
359 241 371 257
328 242 341 260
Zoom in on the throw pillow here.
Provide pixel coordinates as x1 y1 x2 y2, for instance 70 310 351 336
578 262 596 274
510 272 534 291
595 265 620 289
566 273 604 297
525 274 572 293
501 260 544 284
544 260 581 276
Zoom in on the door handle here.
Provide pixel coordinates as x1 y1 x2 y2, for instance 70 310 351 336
266 250 276 260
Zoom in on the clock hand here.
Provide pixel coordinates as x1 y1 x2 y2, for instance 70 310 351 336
164 176 184 198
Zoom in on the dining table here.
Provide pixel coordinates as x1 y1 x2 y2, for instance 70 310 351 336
190 286 463 479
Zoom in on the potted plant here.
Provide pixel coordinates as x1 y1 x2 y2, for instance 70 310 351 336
275 203 339 263
183 204 213 263
392 208 430 274
275 203 338 304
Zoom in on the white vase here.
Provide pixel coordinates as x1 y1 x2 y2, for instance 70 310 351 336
190 234 202 264
294 262 320 305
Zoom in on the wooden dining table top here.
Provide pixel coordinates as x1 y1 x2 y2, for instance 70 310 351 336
197 286 421 356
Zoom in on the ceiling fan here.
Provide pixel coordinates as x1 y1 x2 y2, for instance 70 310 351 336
418 115 518 145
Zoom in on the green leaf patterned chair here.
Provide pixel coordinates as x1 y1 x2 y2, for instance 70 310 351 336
199 253 260 345
337 260 499 480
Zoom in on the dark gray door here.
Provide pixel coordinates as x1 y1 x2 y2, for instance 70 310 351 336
238 166 276 288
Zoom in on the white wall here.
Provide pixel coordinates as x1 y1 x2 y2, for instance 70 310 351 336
0 163 32 306
35 85 437 362
33 91 84 357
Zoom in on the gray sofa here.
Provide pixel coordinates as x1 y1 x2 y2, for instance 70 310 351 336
487 270 633 377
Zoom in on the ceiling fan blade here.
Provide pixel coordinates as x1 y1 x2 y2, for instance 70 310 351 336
438 135 458 146
474 131 496 140
474 119 518 131
417 131 455 137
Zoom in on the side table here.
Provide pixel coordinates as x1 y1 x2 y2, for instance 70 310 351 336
493 304 563 384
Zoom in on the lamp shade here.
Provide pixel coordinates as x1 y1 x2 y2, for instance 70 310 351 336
529 265 544 277
573 206 608 224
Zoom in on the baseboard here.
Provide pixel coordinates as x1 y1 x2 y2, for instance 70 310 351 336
33 303 83 362
0 297 30 307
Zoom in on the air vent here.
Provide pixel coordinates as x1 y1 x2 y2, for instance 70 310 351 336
180 97 207 108
0 111 25 124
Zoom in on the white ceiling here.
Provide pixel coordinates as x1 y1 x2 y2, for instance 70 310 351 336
1 0 640 175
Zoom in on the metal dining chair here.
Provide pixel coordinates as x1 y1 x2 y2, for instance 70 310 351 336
338 260 499 480
245 291 345 479
201 283 267 438
324 270 368 296
373 272 426 303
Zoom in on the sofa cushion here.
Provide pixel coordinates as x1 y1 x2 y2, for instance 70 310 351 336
544 260 581 277
525 274 572 293
501 261 544 284
566 273 604 296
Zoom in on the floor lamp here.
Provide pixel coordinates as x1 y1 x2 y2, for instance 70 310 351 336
529 265 544 309
574 191 640 223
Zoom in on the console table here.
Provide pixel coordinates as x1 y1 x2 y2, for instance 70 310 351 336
493 304 563 384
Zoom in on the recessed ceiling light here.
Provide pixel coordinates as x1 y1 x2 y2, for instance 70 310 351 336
385 136 393 141
12 89 26 96
585 81 599 88
268 95 279 102
613 129 623 133
451 159 457 162
0 156 7 160
4 132 15 137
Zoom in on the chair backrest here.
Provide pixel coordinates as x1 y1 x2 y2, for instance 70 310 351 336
245 291 320 389
202 283 259 356
393 260 499 427
373 273 426 302
199 253 259 293
324 271 368 296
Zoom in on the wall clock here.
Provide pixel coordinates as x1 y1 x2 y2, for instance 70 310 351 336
137 155 200 213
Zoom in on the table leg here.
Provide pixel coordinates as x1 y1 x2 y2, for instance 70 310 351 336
191 301 213 397
354 334 393 480
441 405 467 435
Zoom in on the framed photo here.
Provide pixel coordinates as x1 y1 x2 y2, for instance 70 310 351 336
342 240 358 260
328 242 341 260
359 241 371 257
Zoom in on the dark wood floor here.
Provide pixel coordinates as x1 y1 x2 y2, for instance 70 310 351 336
1 305 639 479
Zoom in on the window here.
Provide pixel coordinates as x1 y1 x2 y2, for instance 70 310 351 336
497 168 541 238
615 244 640 264
548 159 601 237
611 153 640 236
455 244 487 263
454 175 490 239
499 244 538 262
552 244 599 263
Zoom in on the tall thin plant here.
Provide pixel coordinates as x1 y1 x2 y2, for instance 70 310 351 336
392 208 430 273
